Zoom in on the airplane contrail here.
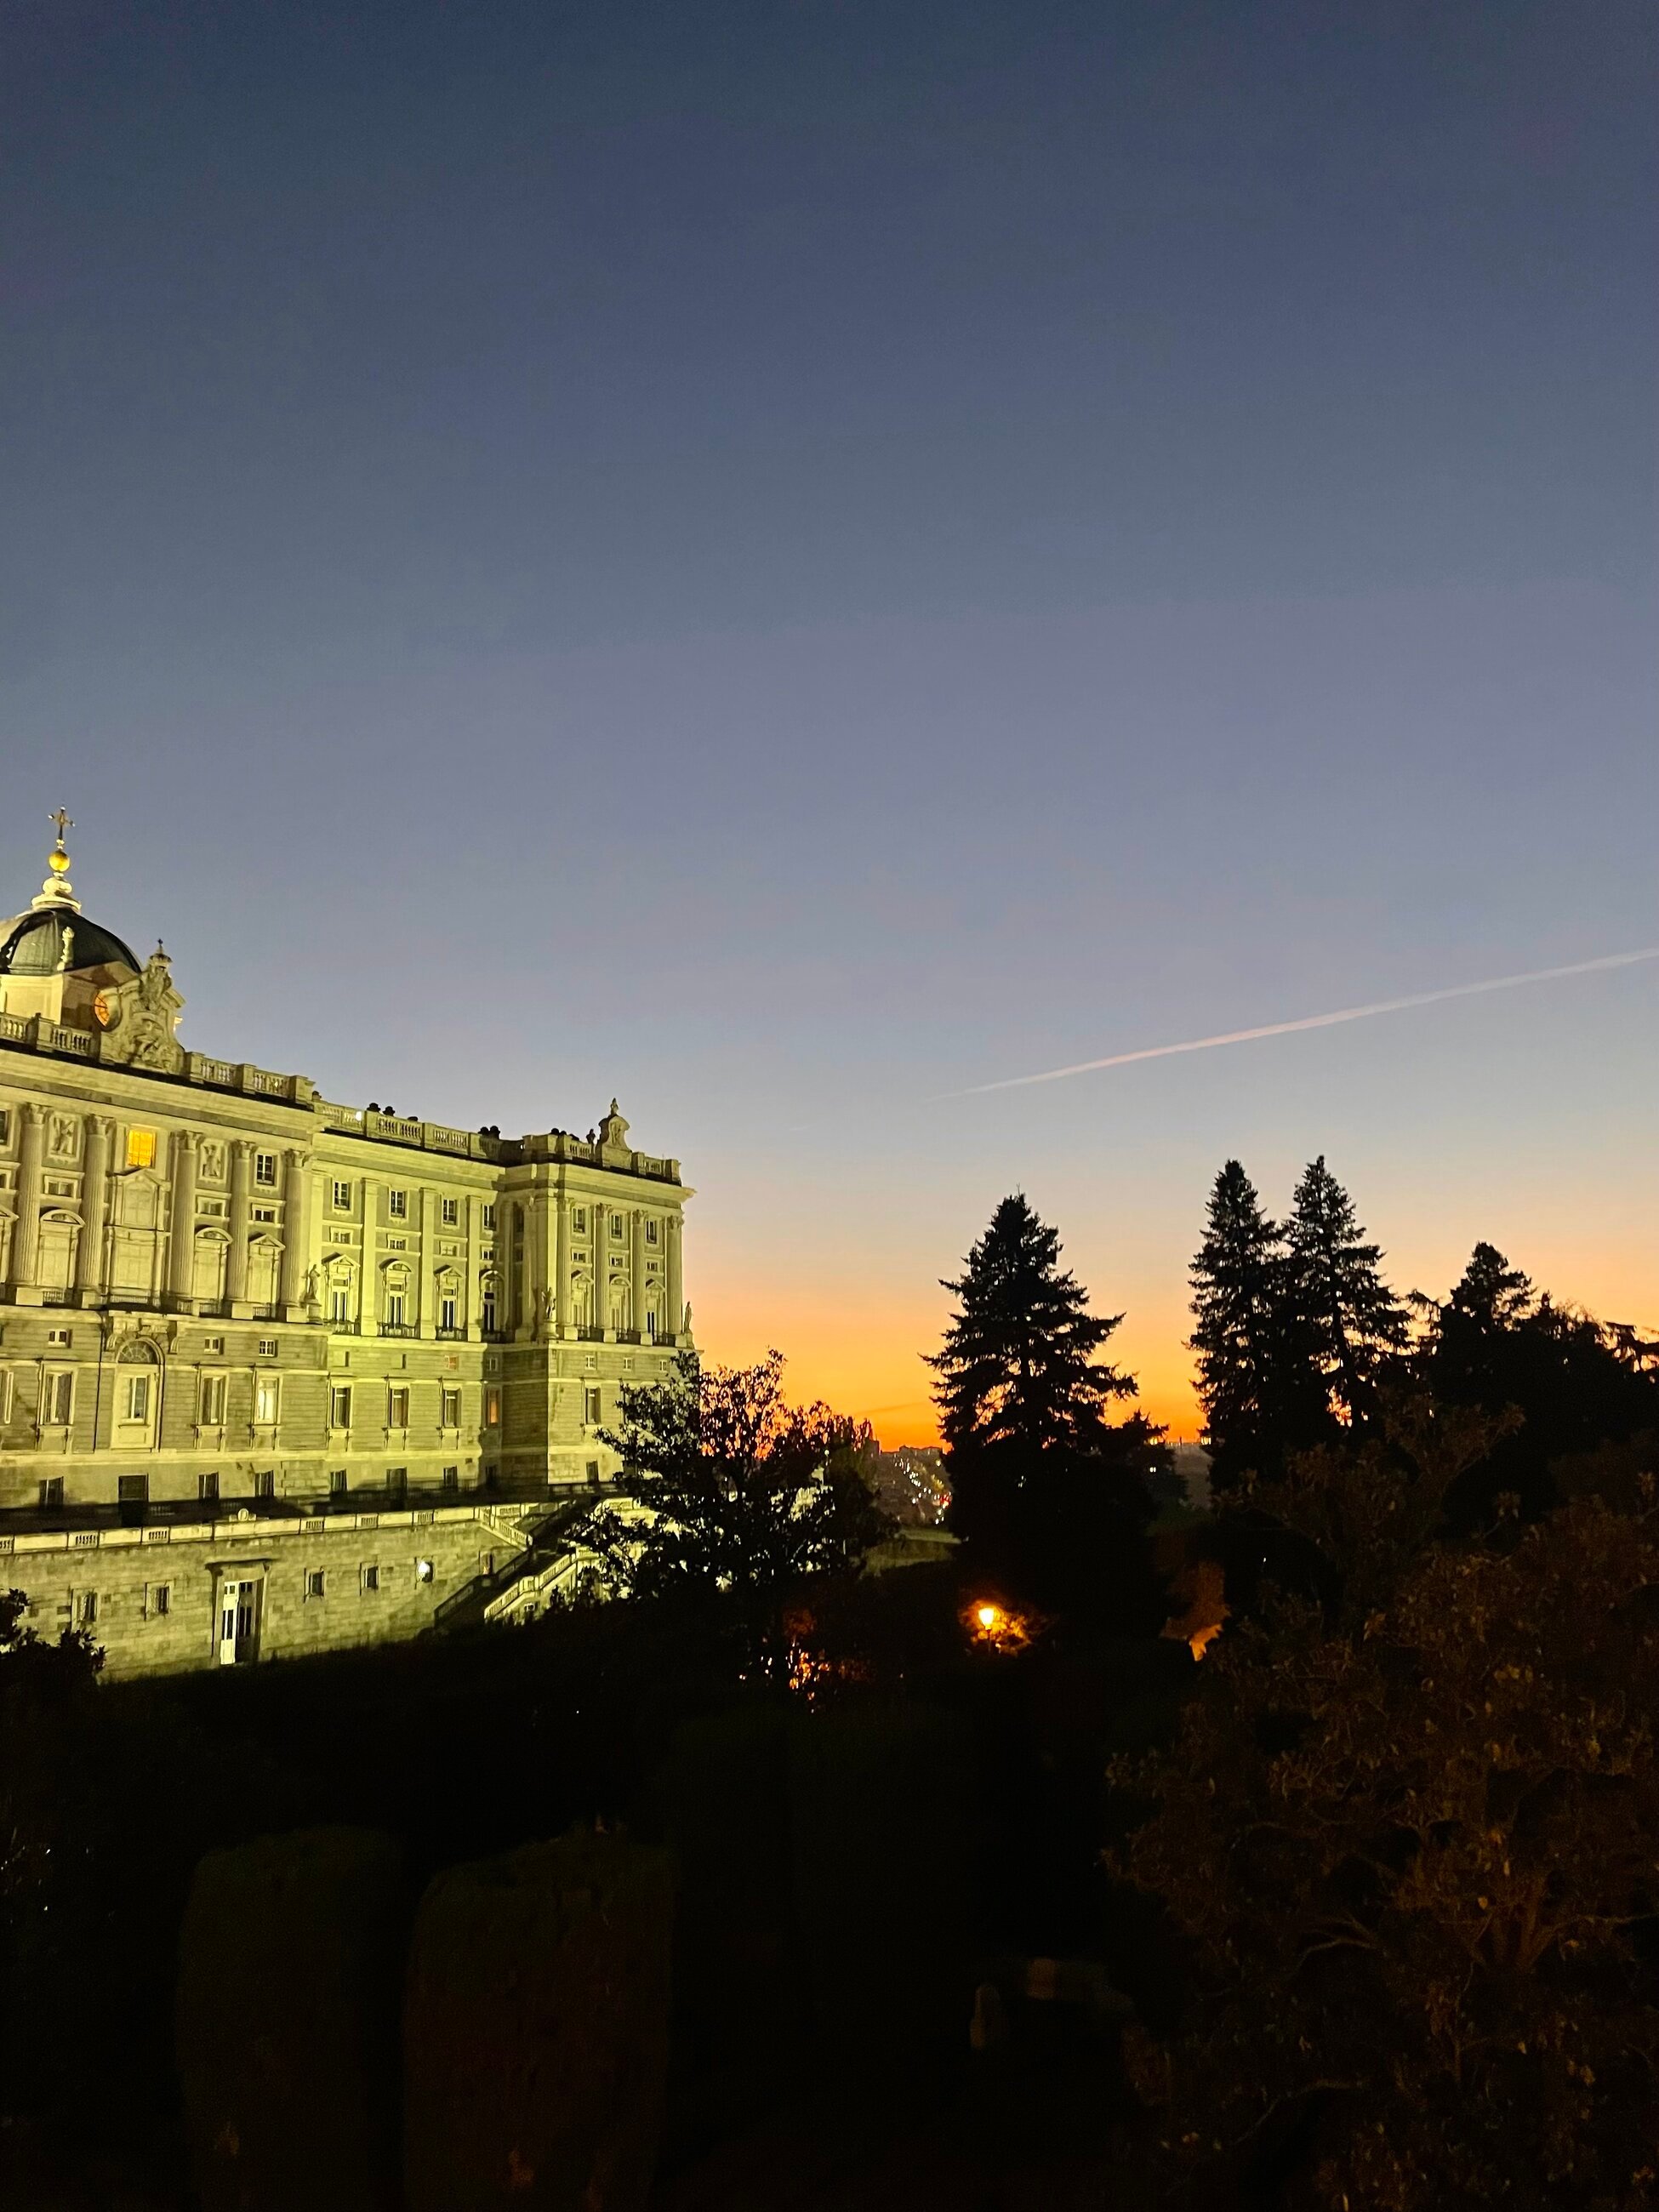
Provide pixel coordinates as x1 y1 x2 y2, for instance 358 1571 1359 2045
949 945 1659 1097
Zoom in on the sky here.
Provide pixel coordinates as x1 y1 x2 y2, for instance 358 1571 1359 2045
3 0 1655 1441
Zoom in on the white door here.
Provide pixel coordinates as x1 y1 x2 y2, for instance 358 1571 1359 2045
217 1579 260 1665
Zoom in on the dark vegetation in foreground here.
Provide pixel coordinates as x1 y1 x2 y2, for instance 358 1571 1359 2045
2 1162 1656 2210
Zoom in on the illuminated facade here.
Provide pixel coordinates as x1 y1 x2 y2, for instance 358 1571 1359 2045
0 821 691 1674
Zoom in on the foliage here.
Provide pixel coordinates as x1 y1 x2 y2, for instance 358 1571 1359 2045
1112 1400 1659 2209
1189 1160 1325 1490
1412 1243 1659 1521
590 1350 892 1681
1285 1154 1409 1423
929 1194 1166 1628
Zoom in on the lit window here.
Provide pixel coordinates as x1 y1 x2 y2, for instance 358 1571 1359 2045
332 1179 351 1211
441 1197 459 1225
329 1385 352 1429
200 1373 227 1424
125 1128 155 1170
254 1152 277 1188
414 1557 433 1582
254 1377 280 1425
388 1387 410 1429
388 1189 408 1220
483 1385 501 1428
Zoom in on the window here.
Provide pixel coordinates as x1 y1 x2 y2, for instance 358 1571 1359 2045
252 1205 276 1223
198 1196 227 1217
611 1213 624 1239
254 1376 280 1425
76 1591 98 1627
305 1569 326 1599
582 1353 597 1371
40 1475 64 1509
203 1334 225 1354
573 1207 587 1233
646 1312 658 1343
254 1151 277 1187
584 1386 601 1427
258 1337 278 1358
483 1385 501 1428
414 1557 434 1582
43 1371 73 1426
199 1470 219 1502
0 1370 11 1423
385 1237 407 1252
328 1286 351 1323
481 1287 497 1333
329 1385 352 1429
439 1292 458 1331
646 1218 660 1246
254 1468 276 1501
125 1128 155 1169
124 1374 151 1423
388 1189 408 1219
145 1582 171 1618
385 1291 406 1326
441 1196 459 1226
440 1465 459 1495
388 1387 410 1429
585 1459 600 1485
361 1564 380 1593
332 1179 351 1211
200 1372 227 1424
387 1467 408 1502
482 1203 496 1231
47 1326 71 1347
441 1387 461 1428
329 1468 348 1496
119 1474 149 1507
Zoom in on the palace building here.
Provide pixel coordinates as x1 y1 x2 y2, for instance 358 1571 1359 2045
0 818 691 1675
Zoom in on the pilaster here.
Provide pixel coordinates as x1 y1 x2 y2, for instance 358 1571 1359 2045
8 1102 47 1301
280 1146 311 1318
226 1138 254 1317
167 1128 198 1308
76 1114 113 1303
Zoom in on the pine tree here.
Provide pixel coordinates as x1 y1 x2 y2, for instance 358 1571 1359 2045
927 1195 1163 1625
1189 1160 1290 1486
1284 1156 1407 1422
928 1193 1134 1458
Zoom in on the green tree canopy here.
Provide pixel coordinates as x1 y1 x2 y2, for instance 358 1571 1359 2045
590 1350 891 1681
1189 1159 1323 1488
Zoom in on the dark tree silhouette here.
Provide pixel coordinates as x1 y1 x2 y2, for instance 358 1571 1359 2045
590 1350 891 1681
1189 1160 1320 1488
1114 1402 1659 2209
1285 1155 1408 1423
928 1194 1165 1626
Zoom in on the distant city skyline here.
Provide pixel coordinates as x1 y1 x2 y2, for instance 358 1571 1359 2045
4 0 1654 1442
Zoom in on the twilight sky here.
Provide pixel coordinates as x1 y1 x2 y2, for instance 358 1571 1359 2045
3 0 1655 1439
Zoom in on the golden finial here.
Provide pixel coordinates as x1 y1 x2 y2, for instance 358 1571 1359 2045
32 808 80 911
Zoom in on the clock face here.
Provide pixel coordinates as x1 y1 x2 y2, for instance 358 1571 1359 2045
93 990 113 1027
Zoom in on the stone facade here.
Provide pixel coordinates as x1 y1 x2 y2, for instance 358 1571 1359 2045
0 824 692 1675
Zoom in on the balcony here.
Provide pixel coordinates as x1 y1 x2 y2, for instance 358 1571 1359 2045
436 1326 465 1343
380 1322 418 1339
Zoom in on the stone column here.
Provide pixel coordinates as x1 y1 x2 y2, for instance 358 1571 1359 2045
554 1193 572 1337
280 1148 310 1315
665 1211 684 1348
225 1139 253 1311
630 1206 647 1337
9 1102 47 1296
168 1129 197 1306
417 1184 436 1337
77 1115 113 1300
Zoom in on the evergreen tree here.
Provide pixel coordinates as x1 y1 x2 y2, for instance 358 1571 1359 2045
1189 1160 1294 1486
1284 1156 1407 1422
928 1195 1163 1626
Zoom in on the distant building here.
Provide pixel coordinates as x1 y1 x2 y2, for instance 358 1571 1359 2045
0 820 692 1674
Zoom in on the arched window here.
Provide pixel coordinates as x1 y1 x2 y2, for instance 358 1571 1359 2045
114 1338 162 1446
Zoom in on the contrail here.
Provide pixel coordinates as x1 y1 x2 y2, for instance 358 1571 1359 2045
950 945 1659 1097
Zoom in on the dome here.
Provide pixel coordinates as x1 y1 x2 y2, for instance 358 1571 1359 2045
0 909 140 979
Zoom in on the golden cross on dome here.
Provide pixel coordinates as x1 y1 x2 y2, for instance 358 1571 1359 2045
48 808 73 843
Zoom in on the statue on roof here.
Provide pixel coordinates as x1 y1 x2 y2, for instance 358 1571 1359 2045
597 1098 630 1154
100 942 185 1074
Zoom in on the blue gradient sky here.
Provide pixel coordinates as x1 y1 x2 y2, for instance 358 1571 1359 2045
4 1 1655 1434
